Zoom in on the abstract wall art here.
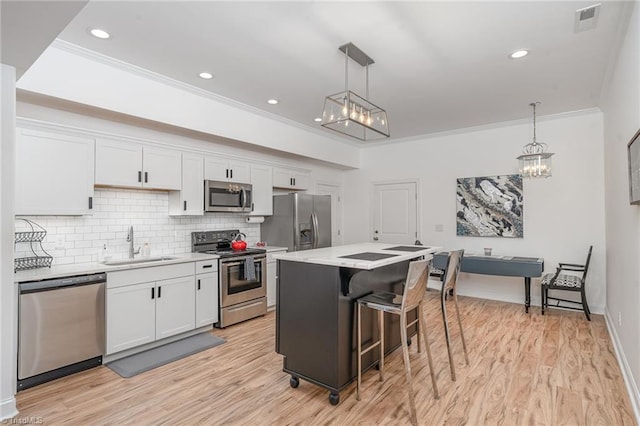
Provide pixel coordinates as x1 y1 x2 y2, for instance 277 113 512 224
456 174 523 237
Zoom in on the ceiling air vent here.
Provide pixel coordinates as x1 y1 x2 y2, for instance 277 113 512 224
574 4 601 33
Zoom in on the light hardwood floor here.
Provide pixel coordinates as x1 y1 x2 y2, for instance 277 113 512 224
14 293 636 425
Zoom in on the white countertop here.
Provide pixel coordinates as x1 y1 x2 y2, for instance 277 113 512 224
272 243 440 270
14 252 219 283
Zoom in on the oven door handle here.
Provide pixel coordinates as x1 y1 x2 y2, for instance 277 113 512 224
222 259 262 268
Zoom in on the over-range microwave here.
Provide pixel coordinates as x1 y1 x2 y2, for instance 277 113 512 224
205 180 252 213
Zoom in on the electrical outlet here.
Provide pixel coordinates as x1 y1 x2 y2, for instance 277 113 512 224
435 224 443 232
618 312 622 326
55 236 65 249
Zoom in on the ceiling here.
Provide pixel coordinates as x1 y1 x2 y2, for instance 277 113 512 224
10 1 634 142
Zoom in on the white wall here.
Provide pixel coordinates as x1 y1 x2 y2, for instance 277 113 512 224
0 64 18 419
16 41 361 169
600 1 640 417
343 111 607 312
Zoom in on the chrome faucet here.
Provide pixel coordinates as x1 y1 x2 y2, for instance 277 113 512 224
126 225 141 259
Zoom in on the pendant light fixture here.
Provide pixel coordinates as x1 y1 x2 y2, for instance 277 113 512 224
321 42 389 141
518 102 554 178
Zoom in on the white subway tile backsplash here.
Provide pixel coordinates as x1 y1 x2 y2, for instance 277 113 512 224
15 188 260 266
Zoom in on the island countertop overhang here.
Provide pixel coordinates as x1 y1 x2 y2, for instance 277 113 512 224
272 243 441 270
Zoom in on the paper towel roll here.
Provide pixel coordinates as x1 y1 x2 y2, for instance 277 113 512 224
246 216 265 224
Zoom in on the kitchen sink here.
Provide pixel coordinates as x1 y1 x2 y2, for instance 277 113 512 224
102 256 178 266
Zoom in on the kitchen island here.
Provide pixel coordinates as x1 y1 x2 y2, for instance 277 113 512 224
273 243 439 405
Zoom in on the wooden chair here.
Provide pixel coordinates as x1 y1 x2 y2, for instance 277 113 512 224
541 246 593 321
355 258 439 426
439 249 469 381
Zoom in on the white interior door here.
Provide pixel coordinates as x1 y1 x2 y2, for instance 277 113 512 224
316 183 342 245
373 181 418 244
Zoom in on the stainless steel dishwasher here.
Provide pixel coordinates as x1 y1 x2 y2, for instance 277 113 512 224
18 273 106 390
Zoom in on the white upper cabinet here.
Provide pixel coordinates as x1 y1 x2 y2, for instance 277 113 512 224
250 164 273 216
16 127 95 215
143 146 182 190
169 153 204 216
272 167 309 190
204 155 250 184
95 138 181 190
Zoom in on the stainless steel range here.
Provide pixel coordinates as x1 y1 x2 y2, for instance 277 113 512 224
192 230 266 328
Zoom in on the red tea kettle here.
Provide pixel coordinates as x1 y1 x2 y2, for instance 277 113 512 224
231 232 247 251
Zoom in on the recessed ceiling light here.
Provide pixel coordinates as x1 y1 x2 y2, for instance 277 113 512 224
199 72 214 79
314 117 322 122
509 49 529 59
267 99 279 105
89 28 110 39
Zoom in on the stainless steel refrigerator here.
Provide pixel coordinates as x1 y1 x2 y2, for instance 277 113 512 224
261 193 331 251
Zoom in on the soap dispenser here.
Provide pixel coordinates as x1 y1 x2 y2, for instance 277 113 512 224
100 244 112 263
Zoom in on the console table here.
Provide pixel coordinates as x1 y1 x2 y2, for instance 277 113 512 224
433 253 544 312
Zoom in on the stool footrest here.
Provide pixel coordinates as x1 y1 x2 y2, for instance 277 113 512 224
361 341 381 356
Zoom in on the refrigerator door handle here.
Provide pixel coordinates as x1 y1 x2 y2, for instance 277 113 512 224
311 212 319 249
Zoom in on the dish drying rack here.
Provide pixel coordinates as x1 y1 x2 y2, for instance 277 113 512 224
14 218 53 272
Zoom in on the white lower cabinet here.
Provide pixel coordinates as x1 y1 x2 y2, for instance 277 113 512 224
106 281 156 353
155 276 196 340
266 248 287 309
106 262 199 355
195 260 219 327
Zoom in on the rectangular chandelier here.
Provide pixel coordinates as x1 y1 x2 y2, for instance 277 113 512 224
321 43 390 141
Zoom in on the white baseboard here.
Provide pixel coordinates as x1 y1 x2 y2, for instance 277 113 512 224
605 309 640 423
0 396 18 421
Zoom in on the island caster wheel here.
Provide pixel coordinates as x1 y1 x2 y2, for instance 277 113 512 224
290 376 299 388
329 392 340 406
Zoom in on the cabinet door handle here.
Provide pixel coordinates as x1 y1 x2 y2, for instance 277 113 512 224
252 202 254 212
138 171 142 182
226 169 229 179
230 169 233 179
144 172 148 183
293 178 296 186
290 178 293 186
197 279 201 290
88 197 93 209
184 200 187 211
202 264 213 269
158 286 161 298
151 288 155 299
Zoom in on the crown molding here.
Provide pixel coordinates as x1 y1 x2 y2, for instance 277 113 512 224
361 107 603 148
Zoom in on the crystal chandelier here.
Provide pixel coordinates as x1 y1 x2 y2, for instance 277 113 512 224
518 102 554 178
321 43 389 141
